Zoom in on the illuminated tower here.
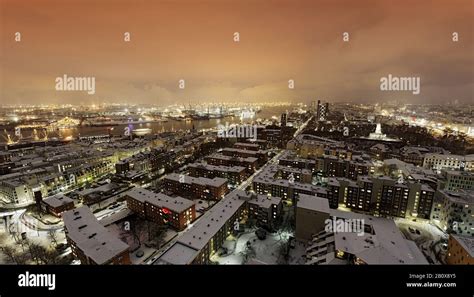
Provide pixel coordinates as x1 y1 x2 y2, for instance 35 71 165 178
281 113 287 127
316 100 329 121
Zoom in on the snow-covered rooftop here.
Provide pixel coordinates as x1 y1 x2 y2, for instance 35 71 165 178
156 242 199 265
188 162 246 173
324 208 427 264
62 206 129 265
297 194 330 213
205 153 258 163
156 190 253 264
125 187 194 213
165 173 227 187
452 235 474 257
42 193 74 208
248 194 282 209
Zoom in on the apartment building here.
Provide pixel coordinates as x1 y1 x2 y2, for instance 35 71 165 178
252 164 327 201
188 163 247 185
125 188 195 231
299 196 427 265
247 195 283 231
42 193 75 217
446 234 474 265
62 206 131 265
205 153 258 173
220 147 268 166
163 173 229 200
431 189 474 236
423 153 474 172
444 171 474 191
156 190 284 264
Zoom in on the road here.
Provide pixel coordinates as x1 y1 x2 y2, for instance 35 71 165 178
95 201 128 221
293 115 313 137
237 115 312 191
147 116 314 264
237 149 285 191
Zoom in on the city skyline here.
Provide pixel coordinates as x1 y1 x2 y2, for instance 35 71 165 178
1 0 473 105
1 1 473 293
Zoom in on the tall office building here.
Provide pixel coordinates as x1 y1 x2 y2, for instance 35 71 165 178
281 113 287 127
316 100 329 121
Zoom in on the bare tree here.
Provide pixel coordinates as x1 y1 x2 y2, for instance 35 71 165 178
25 241 64 264
0 246 18 263
130 217 147 246
241 241 256 264
276 242 289 264
15 251 29 264
47 230 59 247
376 164 391 176
24 240 46 264
0 245 30 264
0 233 7 243
41 249 63 264
148 223 168 248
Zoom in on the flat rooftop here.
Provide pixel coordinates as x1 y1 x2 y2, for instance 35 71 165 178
165 173 227 187
43 194 74 208
205 153 258 163
452 235 474 257
77 183 122 197
155 242 199 265
297 194 330 213
438 189 474 205
253 164 326 195
234 142 259 148
62 206 129 265
125 187 194 213
156 190 253 264
188 163 246 173
307 204 428 265
248 194 282 209
221 147 260 156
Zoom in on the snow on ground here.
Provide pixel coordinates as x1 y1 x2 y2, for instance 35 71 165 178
107 223 137 246
194 199 210 212
211 228 291 265
27 211 62 226
194 199 216 213
106 223 158 264
163 229 178 243
288 240 307 264
394 217 447 243
394 217 447 264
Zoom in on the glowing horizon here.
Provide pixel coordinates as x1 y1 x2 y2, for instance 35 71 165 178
1 0 472 105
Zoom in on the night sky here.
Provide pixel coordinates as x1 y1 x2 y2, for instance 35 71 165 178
1 0 472 105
